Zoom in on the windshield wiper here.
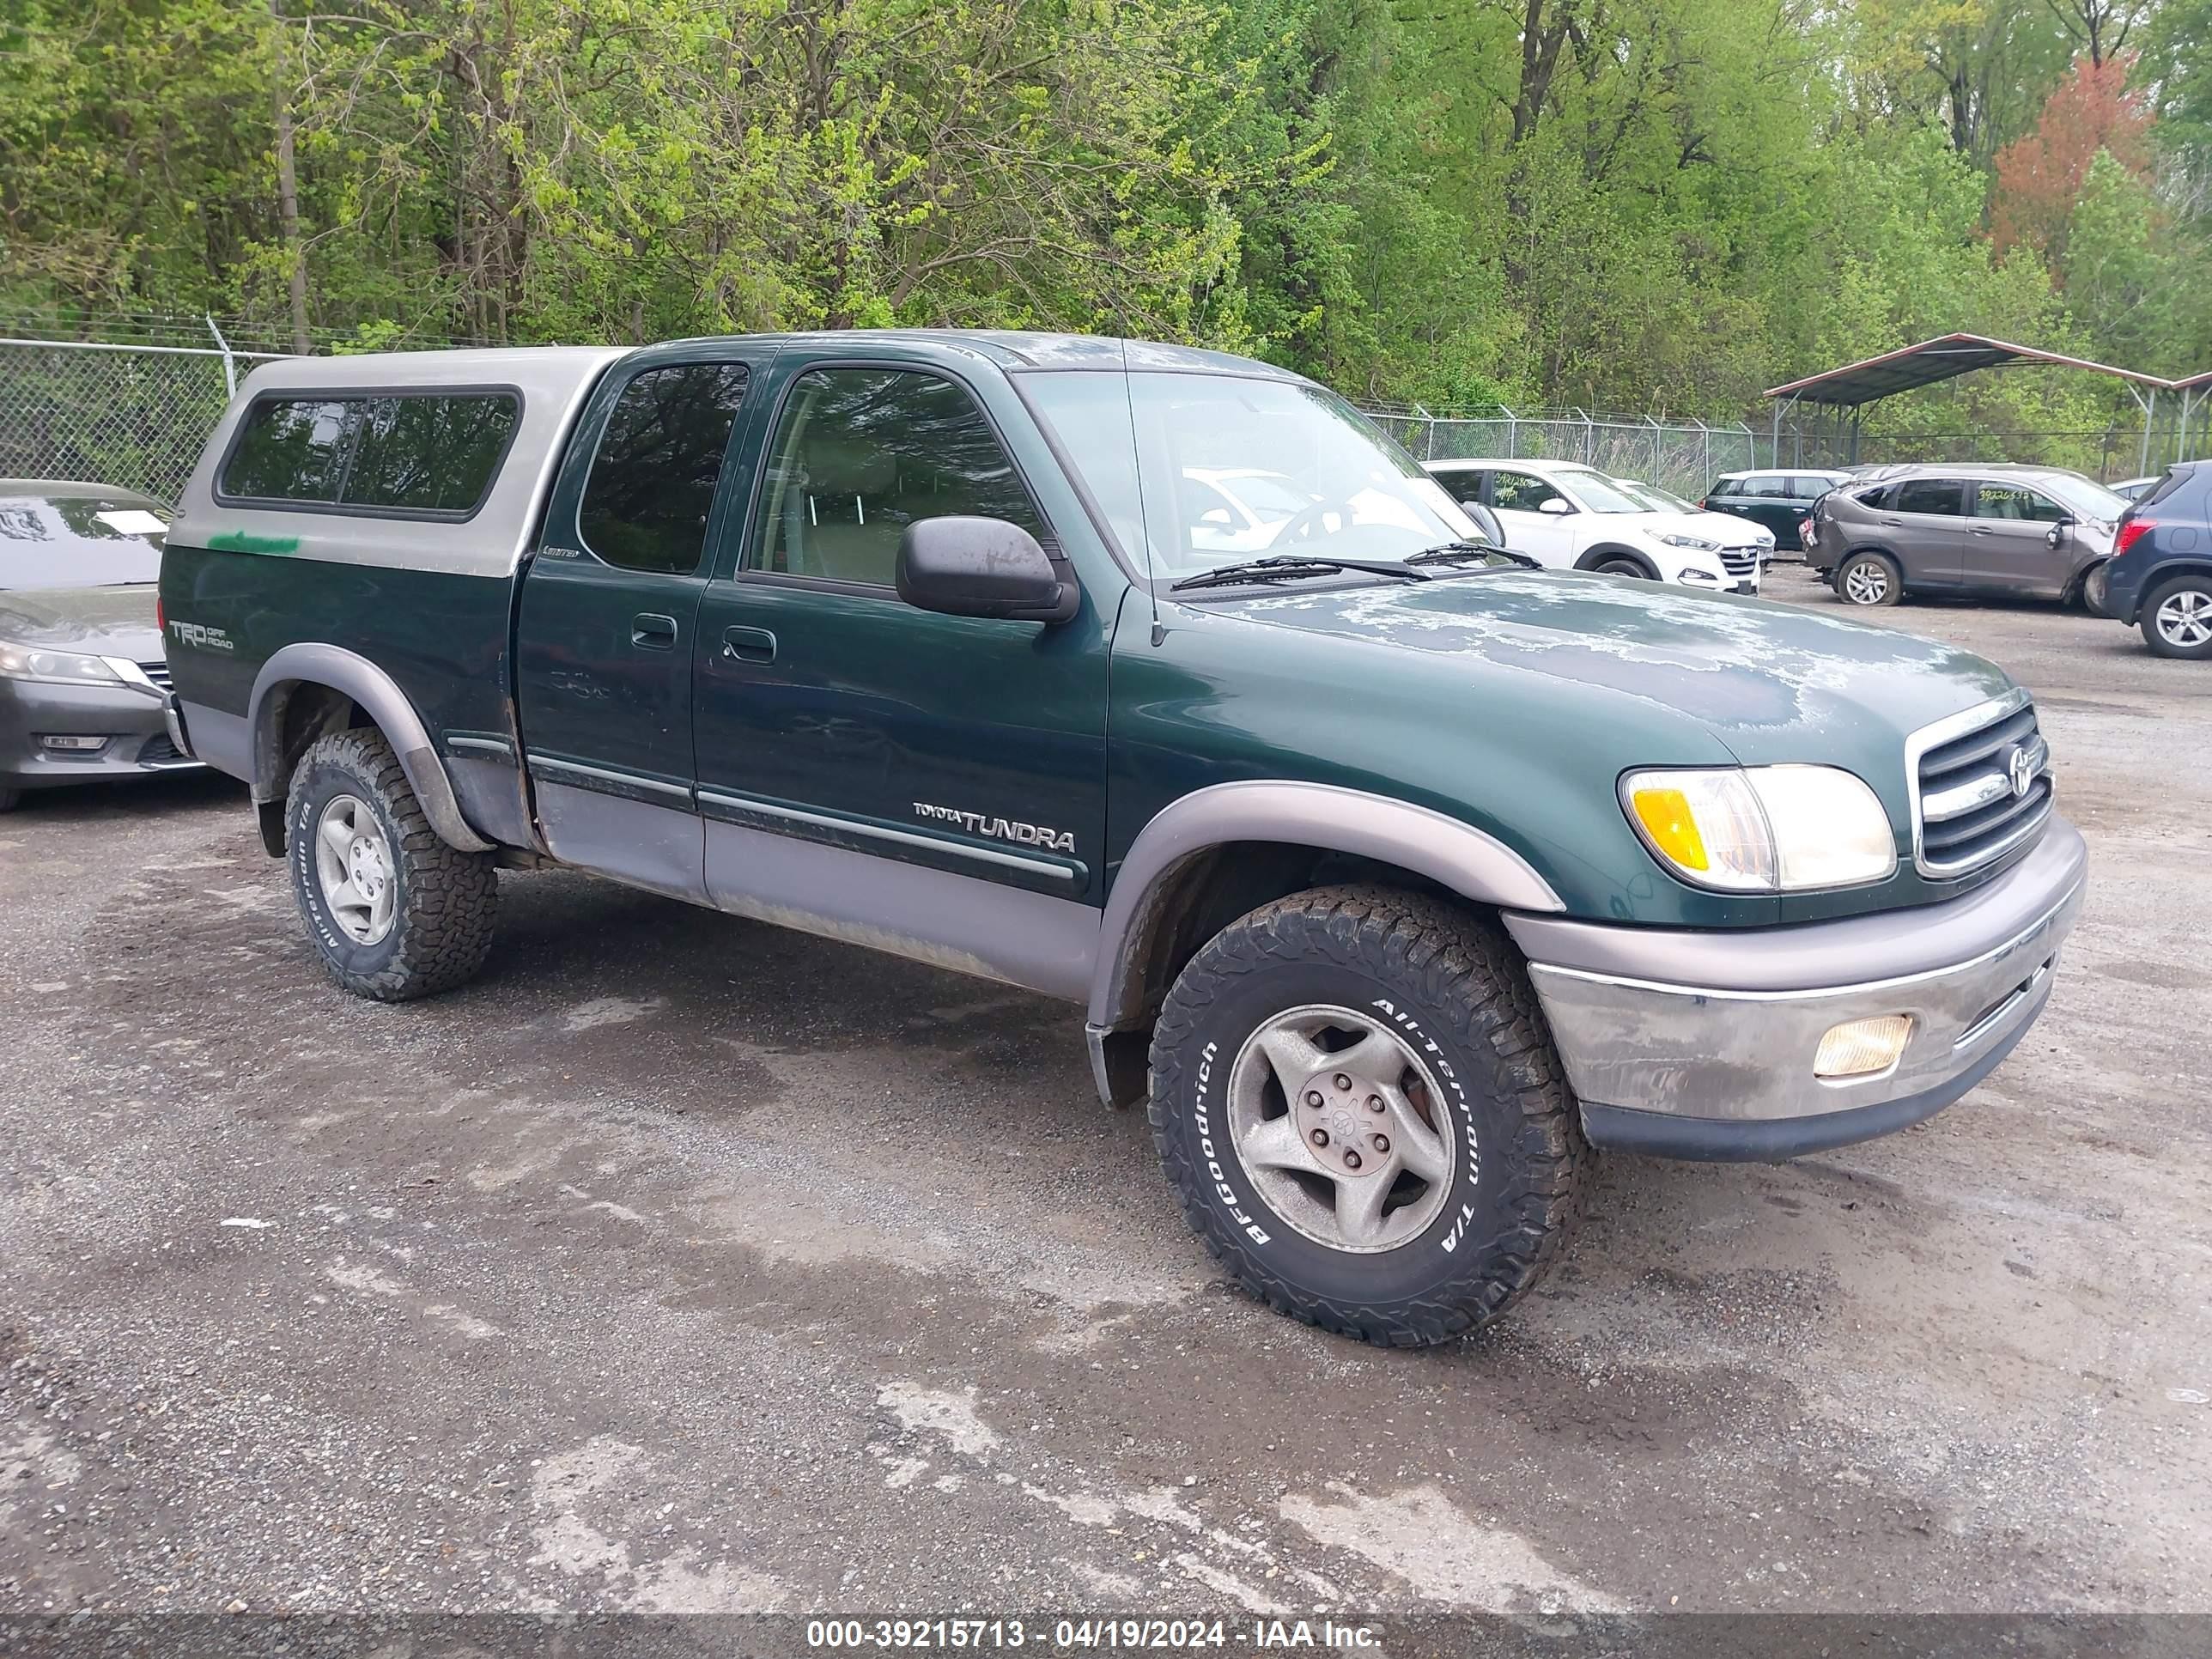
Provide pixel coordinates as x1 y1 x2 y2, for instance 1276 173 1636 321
1168 555 1431 592
1404 540 1540 569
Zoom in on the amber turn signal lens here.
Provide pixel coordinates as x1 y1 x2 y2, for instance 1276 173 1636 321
1629 787 1709 872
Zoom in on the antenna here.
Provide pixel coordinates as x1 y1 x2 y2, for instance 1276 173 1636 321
1120 337 1166 647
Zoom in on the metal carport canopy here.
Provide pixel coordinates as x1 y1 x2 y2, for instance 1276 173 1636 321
1764 332 2173 406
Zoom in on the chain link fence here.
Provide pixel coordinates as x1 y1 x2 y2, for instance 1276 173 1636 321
1359 406 1766 500
0 337 294 504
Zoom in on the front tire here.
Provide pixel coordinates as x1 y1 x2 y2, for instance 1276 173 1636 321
1836 550 1901 607
285 728 497 1000
1591 555 1652 579
1147 885 1588 1347
0 786 18 813
2142 574 2212 659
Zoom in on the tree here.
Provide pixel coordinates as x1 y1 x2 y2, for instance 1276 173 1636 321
1990 52 2152 261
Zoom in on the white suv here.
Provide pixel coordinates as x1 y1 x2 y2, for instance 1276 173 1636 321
1425 458 1761 594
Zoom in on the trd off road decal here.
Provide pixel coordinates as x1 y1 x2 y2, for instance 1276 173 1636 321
1372 998 1483 1253
912 801 1076 854
168 619 234 653
1193 1039 1271 1246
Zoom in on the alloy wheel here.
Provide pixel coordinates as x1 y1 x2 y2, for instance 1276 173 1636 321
1844 562 1889 605
1224 1004 1457 1254
313 793 398 946
2155 589 2212 651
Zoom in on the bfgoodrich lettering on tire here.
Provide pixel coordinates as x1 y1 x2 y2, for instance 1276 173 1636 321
1147 884 1588 1347
285 728 497 1000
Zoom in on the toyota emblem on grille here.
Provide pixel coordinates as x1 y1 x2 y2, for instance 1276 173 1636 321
2005 744 2036 799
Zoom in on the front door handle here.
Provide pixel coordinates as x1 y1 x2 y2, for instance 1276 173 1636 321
721 625 778 663
1879 517 1904 527
631 613 678 649
1968 525 1994 535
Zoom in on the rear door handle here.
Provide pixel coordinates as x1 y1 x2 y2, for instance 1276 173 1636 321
721 625 778 663
1968 525 1994 535
631 612 678 649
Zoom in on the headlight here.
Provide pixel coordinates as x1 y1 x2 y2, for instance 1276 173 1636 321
1657 532 1722 551
1621 766 1897 891
0 640 125 686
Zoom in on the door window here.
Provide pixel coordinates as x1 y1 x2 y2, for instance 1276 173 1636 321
1492 471 1565 513
1787 477 1832 500
578 363 750 574
1972 483 2066 522
750 368 1043 588
1435 470 1487 507
1739 474 1789 498
1895 479 1965 517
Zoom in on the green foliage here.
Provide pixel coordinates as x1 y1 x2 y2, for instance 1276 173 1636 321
0 0 2205 430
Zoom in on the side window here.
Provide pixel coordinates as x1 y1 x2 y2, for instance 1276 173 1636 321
222 398 353 502
1740 475 1788 498
345 394 518 514
750 368 1042 588
578 363 750 575
1974 483 2065 522
1896 479 1965 517
1436 470 1486 507
1706 477 1738 498
1854 483 1893 509
1492 471 1563 513
1788 476 1830 499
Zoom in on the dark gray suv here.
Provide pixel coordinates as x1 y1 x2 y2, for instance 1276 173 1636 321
1806 465 2126 609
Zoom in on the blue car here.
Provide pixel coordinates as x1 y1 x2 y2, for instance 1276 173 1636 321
2098 462 2212 659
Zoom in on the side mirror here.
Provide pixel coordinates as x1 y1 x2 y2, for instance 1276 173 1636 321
2046 519 2072 548
896 516 1078 624
1538 496 1571 516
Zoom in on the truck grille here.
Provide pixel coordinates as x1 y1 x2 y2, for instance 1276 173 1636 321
136 659 173 691
1910 694 2052 878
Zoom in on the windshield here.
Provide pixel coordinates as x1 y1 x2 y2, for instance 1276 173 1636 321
1548 469 1651 514
2041 475 2130 521
0 493 167 589
1021 370 1480 580
1620 479 1695 514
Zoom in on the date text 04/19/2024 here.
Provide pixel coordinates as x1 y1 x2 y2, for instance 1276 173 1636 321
803 1620 1383 1650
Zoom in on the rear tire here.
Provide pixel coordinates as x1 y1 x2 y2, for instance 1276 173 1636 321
0 787 18 813
284 728 497 1000
1147 884 1588 1348
2142 574 2212 660
1836 550 1901 607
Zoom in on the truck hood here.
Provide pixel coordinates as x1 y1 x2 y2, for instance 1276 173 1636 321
0 584 166 663
1216 569 2014 764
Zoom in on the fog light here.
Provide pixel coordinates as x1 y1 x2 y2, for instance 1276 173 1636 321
39 733 110 752
1815 1014 1914 1079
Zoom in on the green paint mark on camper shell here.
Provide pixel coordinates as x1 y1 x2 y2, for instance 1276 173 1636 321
207 530 302 555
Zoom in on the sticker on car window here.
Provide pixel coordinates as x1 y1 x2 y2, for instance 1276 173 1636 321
94 508 169 536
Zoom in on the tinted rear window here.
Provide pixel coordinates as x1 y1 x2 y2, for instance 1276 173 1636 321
345 395 519 512
578 362 751 574
220 391 519 516
222 398 353 502
1897 479 1964 516
0 494 167 589
2139 468 2194 510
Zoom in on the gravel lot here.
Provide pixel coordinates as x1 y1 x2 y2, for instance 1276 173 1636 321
2 567 2207 1628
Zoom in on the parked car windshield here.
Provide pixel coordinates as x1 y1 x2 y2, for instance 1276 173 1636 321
1546 468 1654 514
0 490 168 589
1619 480 1697 514
1021 371 1480 579
2039 475 2130 522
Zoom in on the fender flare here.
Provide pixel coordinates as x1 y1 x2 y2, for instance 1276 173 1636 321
1575 544 1659 580
1085 779 1564 1032
248 642 495 854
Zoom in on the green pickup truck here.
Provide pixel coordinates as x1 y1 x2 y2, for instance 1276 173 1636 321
159 331 2086 1346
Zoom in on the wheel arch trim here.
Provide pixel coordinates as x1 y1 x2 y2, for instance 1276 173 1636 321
1085 779 1564 1031
248 643 495 854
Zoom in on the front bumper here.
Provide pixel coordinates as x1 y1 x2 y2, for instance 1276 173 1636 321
0 677 202 789
1506 819 2087 1161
